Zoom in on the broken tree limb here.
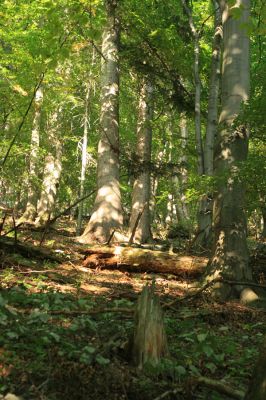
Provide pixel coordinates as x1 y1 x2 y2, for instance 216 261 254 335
0 236 62 262
190 376 245 400
40 189 96 228
128 204 146 246
83 245 208 277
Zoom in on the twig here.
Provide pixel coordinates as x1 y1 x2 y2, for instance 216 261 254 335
1 72 45 167
2 222 24 237
106 230 116 246
18 307 134 316
46 189 96 227
162 278 266 309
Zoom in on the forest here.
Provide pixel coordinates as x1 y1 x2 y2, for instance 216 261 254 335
0 0 266 399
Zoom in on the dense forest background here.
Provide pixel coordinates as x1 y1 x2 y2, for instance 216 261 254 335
0 0 266 399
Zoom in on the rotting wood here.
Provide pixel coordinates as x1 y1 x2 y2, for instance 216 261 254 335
82 245 208 277
131 282 168 368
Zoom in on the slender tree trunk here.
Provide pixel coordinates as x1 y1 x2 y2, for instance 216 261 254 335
35 109 62 226
175 114 190 225
205 0 252 300
129 78 153 243
260 206 266 240
79 0 123 243
194 2 222 252
20 86 43 223
181 0 204 175
204 0 222 176
76 83 90 236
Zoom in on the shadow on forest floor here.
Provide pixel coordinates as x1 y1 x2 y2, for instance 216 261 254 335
1 225 266 400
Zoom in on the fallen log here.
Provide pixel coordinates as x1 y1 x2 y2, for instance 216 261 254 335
83 246 208 277
0 236 62 263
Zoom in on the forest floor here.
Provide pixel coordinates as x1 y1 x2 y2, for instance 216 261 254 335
0 219 266 400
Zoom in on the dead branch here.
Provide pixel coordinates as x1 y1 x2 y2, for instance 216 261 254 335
128 204 146 245
44 189 96 227
190 375 245 400
153 388 181 400
0 236 62 262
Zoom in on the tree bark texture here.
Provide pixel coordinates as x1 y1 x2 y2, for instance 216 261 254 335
76 82 90 235
80 0 123 243
206 0 252 299
35 109 63 226
244 335 266 400
131 284 168 369
83 246 208 277
129 78 153 243
175 114 190 225
194 2 222 251
21 86 43 223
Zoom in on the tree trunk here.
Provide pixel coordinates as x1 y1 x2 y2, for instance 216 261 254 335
244 335 266 400
76 83 90 236
76 48 96 236
204 0 222 176
129 78 153 243
20 86 43 223
131 283 168 369
205 0 252 300
181 0 204 175
35 109 62 226
194 1 222 252
175 114 190 225
79 0 123 244
260 206 266 240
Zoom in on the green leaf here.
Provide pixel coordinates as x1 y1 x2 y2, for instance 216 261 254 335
202 344 214 357
95 354 110 366
206 362 217 373
197 333 208 343
175 365 186 375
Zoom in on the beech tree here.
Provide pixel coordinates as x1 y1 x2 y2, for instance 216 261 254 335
205 0 253 300
20 86 43 223
129 77 153 243
79 0 123 244
194 1 223 250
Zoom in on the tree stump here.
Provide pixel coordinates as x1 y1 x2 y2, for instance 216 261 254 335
244 335 266 400
131 282 168 369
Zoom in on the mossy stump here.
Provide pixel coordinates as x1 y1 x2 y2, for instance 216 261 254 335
131 282 168 369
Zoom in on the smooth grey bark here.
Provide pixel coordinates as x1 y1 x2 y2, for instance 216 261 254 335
20 86 43 223
181 0 204 175
76 83 90 236
175 114 190 225
129 79 153 243
194 1 222 251
80 0 123 243
205 0 252 300
204 0 222 176
76 48 96 235
35 109 62 226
